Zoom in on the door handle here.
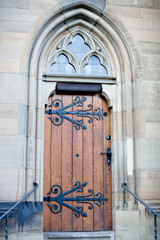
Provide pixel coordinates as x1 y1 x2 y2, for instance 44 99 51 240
101 147 112 166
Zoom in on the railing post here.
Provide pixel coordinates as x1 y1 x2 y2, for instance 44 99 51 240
5 214 8 240
154 214 157 240
122 183 160 240
0 183 38 240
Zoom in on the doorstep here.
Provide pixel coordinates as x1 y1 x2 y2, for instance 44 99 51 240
44 231 115 240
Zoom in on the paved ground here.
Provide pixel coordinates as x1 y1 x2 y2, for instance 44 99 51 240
0 232 43 240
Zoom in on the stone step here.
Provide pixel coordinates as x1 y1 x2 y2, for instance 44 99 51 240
0 231 115 240
0 202 18 217
44 231 115 240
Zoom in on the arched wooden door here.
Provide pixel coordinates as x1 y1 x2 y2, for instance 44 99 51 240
43 92 112 232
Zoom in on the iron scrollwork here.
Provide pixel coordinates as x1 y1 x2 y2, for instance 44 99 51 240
43 181 108 218
45 97 107 130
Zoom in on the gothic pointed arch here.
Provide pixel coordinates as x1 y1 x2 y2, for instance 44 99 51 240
20 2 142 209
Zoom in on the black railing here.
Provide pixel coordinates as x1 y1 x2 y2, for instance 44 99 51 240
122 182 160 240
0 182 39 240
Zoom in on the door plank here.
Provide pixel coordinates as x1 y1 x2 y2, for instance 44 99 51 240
93 94 104 231
72 95 83 231
43 97 52 232
50 94 62 231
102 98 112 230
82 95 94 231
61 95 73 231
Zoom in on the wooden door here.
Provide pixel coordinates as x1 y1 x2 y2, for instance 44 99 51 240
43 93 112 232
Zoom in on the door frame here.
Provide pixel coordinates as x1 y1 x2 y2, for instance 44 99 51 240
21 2 141 235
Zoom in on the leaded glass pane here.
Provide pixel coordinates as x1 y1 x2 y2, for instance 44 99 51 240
82 55 107 75
49 54 76 74
66 34 90 62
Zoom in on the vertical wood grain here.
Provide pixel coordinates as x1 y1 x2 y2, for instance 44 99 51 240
50 94 62 231
102 97 112 230
61 95 73 231
43 93 112 232
72 95 83 231
93 94 104 231
43 97 51 232
82 95 94 231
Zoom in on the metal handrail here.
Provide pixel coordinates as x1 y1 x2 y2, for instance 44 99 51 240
122 182 160 240
0 182 39 240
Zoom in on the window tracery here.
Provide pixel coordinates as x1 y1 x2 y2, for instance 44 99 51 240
46 30 112 76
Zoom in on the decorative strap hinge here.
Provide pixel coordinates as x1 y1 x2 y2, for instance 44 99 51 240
45 96 107 130
43 181 108 218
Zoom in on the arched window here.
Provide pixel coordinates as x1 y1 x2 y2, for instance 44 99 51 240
46 30 112 76
66 34 90 62
82 55 108 75
49 54 76 74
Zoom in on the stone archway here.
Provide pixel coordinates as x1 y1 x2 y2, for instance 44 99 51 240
20 1 142 232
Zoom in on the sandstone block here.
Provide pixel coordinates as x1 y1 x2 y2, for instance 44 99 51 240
143 68 160 81
107 0 152 8
134 110 145 138
0 59 19 73
116 210 141 240
122 17 152 30
107 5 142 18
1 32 27 45
133 30 160 43
152 19 160 31
0 103 18 118
0 73 27 104
141 55 160 68
29 0 59 10
136 170 160 199
0 168 24 201
146 122 160 139
0 44 22 60
145 110 160 122
0 136 26 168
0 7 44 22
138 42 160 55
0 21 2 40
2 21 33 33
135 139 160 169
156 81 160 94
142 8 160 18
134 80 156 108
0 118 17 135
0 0 29 8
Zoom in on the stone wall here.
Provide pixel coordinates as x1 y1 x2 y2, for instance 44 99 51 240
0 0 160 239
106 1 160 239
